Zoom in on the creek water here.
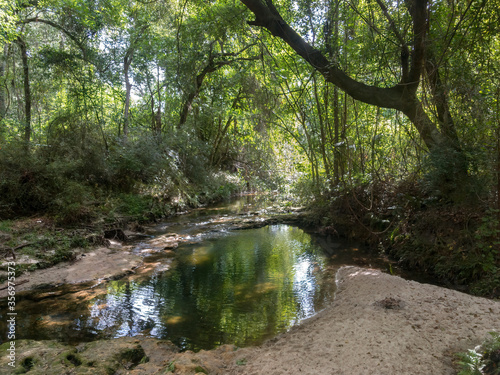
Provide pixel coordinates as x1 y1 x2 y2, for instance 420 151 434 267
0 195 392 351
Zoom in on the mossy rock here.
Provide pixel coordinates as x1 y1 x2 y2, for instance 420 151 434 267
114 345 148 369
0 340 78 374
0 338 149 374
76 337 148 373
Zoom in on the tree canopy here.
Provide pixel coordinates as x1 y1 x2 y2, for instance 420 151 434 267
0 0 499 208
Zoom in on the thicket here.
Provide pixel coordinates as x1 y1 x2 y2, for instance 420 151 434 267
0 133 250 225
302 175 500 298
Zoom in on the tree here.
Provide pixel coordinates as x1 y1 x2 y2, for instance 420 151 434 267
122 24 149 139
239 0 488 196
0 1 17 121
16 36 31 147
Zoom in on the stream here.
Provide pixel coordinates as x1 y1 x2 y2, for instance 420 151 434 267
0 195 395 351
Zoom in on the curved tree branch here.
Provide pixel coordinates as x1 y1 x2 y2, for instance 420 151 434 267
240 0 444 151
241 0 409 110
19 18 88 56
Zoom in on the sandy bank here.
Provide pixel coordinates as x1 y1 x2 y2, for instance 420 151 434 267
223 266 500 375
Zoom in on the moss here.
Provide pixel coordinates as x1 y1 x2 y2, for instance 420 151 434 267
115 345 147 368
165 360 176 372
65 353 82 367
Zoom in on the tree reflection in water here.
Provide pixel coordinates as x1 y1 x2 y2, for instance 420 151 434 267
4 225 335 351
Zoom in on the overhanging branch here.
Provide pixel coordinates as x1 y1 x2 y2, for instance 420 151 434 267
240 0 407 111
19 18 88 56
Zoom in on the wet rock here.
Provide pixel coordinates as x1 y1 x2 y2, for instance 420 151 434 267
0 340 82 375
163 242 179 250
163 250 176 257
0 248 143 298
123 230 151 241
0 337 151 374
0 337 240 375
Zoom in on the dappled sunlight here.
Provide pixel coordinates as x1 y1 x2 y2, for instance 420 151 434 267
35 315 73 330
165 316 184 325
254 281 278 294
235 281 278 300
135 262 161 275
348 268 381 278
187 245 212 265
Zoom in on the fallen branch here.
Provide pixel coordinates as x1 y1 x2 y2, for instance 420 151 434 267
0 242 36 260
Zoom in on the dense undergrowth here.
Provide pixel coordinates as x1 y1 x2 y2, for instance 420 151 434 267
306 178 500 299
0 135 254 225
0 134 264 280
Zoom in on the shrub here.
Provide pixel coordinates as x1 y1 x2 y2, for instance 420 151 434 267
457 332 500 375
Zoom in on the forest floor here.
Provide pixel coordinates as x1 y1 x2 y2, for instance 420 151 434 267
1 261 499 374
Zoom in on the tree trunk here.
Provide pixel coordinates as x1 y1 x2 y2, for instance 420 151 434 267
424 52 461 149
210 88 242 166
154 106 162 135
178 44 260 129
123 48 133 139
333 85 340 183
312 74 331 180
0 45 6 120
178 55 224 129
16 37 31 149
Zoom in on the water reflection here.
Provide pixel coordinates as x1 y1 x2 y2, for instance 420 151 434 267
0 225 335 351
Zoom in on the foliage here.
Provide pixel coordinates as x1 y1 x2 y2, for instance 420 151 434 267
0 0 18 44
236 358 247 366
457 332 500 375
422 146 488 203
165 360 175 373
0 0 499 299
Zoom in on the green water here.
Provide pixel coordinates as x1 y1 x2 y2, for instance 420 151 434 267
147 225 333 350
2 224 338 351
